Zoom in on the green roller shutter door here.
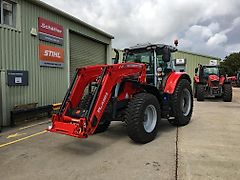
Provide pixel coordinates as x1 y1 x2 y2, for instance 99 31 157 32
70 32 106 80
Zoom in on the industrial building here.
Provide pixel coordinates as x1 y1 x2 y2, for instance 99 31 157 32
172 50 221 80
0 0 113 127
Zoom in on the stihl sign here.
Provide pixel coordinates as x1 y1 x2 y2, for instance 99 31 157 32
39 44 64 68
38 17 64 45
44 50 61 58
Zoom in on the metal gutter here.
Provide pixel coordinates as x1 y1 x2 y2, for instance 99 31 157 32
177 50 221 60
29 0 114 39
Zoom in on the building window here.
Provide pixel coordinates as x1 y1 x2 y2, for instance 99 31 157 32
0 0 16 27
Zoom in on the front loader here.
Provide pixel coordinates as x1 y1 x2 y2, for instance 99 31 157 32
49 43 193 144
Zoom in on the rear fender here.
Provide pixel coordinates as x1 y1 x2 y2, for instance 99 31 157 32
219 76 225 85
164 72 191 94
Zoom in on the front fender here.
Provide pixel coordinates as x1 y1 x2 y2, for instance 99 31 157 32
164 72 191 94
194 76 199 83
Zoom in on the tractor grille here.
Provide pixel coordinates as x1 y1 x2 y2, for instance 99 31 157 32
211 81 219 87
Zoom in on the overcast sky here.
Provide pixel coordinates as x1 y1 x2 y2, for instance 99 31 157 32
42 0 240 59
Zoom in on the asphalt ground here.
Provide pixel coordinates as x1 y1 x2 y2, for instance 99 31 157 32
0 119 176 180
0 97 240 180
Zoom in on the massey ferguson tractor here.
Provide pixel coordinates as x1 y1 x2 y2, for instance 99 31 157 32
193 64 232 102
48 43 193 144
227 71 240 87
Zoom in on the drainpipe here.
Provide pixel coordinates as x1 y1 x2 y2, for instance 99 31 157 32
0 70 7 129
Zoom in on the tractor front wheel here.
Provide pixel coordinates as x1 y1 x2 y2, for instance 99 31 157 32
193 83 197 98
80 93 111 134
222 83 232 102
125 93 160 144
94 117 111 133
94 103 112 133
196 84 205 101
168 79 193 126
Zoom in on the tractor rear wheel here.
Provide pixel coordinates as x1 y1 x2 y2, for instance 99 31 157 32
168 79 193 126
125 93 160 144
223 84 232 102
196 84 205 101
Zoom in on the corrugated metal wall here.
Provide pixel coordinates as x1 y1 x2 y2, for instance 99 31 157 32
0 0 112 125
172 51 220 80
69 32 106 80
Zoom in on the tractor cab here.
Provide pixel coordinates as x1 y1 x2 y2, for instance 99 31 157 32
195 65 221 82
202 65 220 82
203 65 219 76
124 43 177 87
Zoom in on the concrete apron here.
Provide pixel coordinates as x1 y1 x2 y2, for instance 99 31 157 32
178 99 240 179
233 87 240 103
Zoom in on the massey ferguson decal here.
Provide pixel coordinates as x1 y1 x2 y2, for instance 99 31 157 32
38 17 64 45
97 92 109 114
39 44 64 68
120 63 143 69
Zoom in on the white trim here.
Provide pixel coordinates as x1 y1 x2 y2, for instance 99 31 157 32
0 23 20 31
15 2 21 30
0 0 21 31
0 0 3 24
106 41 112 64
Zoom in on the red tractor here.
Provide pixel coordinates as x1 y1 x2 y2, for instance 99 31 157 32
48 43 193 144
193 64 232 102
227 71 240 87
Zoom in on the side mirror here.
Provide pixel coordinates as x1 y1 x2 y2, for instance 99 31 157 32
162 47 171 62
194 68 198 74
219 67 226 76
113 49 119 64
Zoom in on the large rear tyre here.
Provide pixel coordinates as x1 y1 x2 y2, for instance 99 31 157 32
168 79 193 126
223 84 232 102
196 84 205 101
125 93 161 144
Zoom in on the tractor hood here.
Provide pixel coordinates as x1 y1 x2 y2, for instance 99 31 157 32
208 74 219 81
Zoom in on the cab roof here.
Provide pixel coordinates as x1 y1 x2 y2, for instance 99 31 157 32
124 43 178 54
202 65 219 68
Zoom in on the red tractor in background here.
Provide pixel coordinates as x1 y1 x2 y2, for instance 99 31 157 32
227 71 240 87
49 43 193 144
193 64 232 102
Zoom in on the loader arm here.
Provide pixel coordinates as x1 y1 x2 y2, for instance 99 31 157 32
49 63 146 138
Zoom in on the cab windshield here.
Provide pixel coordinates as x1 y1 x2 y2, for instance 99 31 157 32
203 66 219 76
125 51 153 74
125 52 152 64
